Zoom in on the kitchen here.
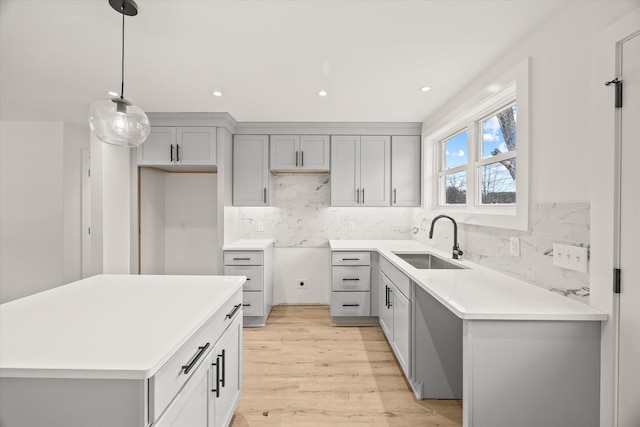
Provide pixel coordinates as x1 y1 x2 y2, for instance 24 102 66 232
1 1 639 426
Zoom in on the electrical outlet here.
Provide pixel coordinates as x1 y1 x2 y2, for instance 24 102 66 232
510 237 520 257
348 221 355 231
180 221 186 231
297 280 307 290
553 243 588 272
258 222 264 232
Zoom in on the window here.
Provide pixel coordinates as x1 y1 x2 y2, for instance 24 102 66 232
424 58 529 230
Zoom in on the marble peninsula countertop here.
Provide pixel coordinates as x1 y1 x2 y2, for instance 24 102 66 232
223 239 274 251
330 240 607 322
0 274 245 379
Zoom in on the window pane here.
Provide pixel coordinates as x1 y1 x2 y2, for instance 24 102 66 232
482 105 517 159
481 160 516 204
444 171 466 204
444 130 468 169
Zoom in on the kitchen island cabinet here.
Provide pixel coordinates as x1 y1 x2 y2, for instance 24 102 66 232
330 240 607 427
0 274 244 427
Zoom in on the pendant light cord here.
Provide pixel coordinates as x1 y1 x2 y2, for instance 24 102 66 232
120 10 125 100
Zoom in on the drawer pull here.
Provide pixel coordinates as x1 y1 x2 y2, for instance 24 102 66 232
219 349 226 387
233 257 251 261
342 278 360 281
342 258 360 261
181 342 210 375
211 356 220 397
342 304 360 307
245 277 251 281
225 303 242 319
242 303 252 307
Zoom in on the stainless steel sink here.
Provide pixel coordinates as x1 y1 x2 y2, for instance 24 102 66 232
393 252 465 270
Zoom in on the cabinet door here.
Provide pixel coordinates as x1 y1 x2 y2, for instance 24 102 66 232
392 284 410 378
300 135 330 171
270 135 300 170
210 314 242 427
153 353 210 427
360 136 391 206
177 127 216 166
233 135 269 206
391 135 421 207
379 273 394 341
137 127 176 165
330 136 360 206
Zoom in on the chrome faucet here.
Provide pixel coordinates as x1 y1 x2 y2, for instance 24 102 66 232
429 215 463 260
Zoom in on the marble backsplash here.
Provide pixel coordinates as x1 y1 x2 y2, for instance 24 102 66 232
231 174 413 247
229 174 590 303
412 202 591 303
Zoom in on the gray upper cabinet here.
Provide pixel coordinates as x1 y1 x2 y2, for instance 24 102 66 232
138 127 216 166
331 135 390 207
391 136 421 207
270 135 330 172
233 135 269 206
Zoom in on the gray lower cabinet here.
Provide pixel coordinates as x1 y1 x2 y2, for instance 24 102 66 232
223 247 274 327
379 256 411 379
330 251 371 317
233 135 269 206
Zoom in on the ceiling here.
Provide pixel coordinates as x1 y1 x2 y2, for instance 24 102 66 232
0 0 568 125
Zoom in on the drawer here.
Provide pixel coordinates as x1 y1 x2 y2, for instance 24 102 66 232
224 265 264 291
149 288 243 422
331 251 371 266
331 266 370 291
330 291 371 316
380 256 411 299
242 291 264 316
224 251 263 266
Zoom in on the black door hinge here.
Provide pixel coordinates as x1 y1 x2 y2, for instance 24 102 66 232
605 78 622 108
614 268 621 293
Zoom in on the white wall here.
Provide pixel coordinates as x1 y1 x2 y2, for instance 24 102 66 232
139 168 166 274
273 248 329 304
1 121 89 303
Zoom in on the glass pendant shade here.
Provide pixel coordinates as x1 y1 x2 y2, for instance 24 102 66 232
89 97 150 147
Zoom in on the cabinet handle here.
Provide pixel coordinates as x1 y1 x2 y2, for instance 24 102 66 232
225 304 242 319
362 188 365 204
263 188 267 204
342 304 360 307
387 287 393 308
181 342 210 375
243 303 252 307
301 151 304 167
219 349 226 388
176 144 180 162
356 188 360 204
385 285 388 307
211 356 220 397
295 150 299 167
170 144 174 162
393 188 397 204
342 258 360 261
342 278 360 281
245 277 251 281
233 257 251 261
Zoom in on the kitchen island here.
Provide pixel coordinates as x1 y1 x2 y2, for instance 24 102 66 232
0 274 245 427
330 240 607 427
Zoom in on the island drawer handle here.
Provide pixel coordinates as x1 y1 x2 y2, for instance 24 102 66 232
219 349 226 387
233 257 251 261
243 303 252 307
225 304 242 319
342 304 360 307
181 342 210 375
211 356 220 397
342 258 360 261
342 278 360 281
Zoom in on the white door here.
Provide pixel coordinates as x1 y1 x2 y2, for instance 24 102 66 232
81 149 91 278
210 315 242 427
270 135 300 170
138 127 176 165
330 136 360 206
618 31 640 427
233 135 269 206
177 127 216 166
392 285 410 378
300 135 330 171
360 136 391 206
379 273 394 341
391 135 421 207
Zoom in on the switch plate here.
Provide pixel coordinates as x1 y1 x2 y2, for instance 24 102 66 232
553 243 588 272
348 221 355 231
510 237 520 257
258 222 264 232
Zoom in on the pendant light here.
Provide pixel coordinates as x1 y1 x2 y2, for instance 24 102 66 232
88 0 150 148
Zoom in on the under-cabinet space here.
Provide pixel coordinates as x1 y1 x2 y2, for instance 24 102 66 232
139 168 218 275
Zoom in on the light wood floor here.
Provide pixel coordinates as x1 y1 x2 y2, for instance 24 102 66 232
231 305 462 426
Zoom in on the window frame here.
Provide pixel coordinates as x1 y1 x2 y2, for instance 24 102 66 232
438 128 469 206
423 58 529 230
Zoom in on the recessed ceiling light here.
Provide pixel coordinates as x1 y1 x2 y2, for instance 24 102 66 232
318 90 328 97
107 91 119 97
212 91 222 97
420 86 432 92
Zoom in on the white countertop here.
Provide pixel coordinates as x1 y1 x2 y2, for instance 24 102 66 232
330 240 607 321
223 239 274 251
0 274 245 380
